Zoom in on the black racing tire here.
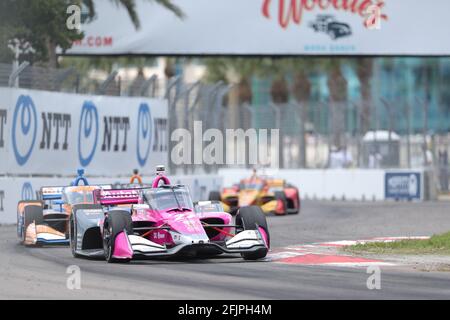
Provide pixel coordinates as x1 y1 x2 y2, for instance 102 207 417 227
103 210 133 263
69 213 80 258
17 201 41 240
291 192 301 215
208 191 221 202
235 206 270 260
24 205 44 227
274 191 288 215
22 205 44 244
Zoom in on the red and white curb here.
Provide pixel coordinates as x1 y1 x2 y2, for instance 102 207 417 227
266 236 430 268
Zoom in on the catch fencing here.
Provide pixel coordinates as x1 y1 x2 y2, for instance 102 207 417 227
1 62 449 195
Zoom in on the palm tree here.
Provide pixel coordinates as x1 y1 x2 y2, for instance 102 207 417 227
204 57 315 167
290 61 312 167
326 59 348 149
204 58 264 104
355 58 373 134
270 74 289 103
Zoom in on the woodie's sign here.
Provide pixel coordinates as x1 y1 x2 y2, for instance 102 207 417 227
262 0 388 29
62 0 450 56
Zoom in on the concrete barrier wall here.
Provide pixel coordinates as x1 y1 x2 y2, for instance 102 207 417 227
0 175 222 224
218 168 425 202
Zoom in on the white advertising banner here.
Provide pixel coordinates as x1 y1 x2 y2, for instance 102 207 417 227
63 0 450 56
0 87 168 175
0 175 223 224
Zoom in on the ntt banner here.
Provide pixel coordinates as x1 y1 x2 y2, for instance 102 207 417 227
63 0 450 56
0 87 168 176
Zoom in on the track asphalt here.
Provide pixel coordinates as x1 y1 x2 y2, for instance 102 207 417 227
1 200 450 299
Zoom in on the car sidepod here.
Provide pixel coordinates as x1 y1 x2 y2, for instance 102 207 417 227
70 204 105 258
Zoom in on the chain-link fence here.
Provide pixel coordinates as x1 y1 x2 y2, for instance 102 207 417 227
1 62 449 193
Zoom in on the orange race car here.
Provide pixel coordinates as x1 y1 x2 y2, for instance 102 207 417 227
17 169 110 246
208 170 300 216
17 186 68 246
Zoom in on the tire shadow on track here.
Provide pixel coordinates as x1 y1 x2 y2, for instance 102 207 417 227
129 255 271 266
13 242 271 267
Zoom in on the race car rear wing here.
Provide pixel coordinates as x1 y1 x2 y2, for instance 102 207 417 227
113 183 153 190
93 188 141 206
266 179 285 188
93 184 113 190
39 186 64 201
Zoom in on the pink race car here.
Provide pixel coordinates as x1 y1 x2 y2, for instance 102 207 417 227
69 167 270 263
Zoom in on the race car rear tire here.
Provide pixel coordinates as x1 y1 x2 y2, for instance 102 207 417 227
103 210 133 263
23 205 44 244
236 206 270 260
208 191 221 201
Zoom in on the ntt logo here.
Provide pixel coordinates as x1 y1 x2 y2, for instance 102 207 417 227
136 103 152 167
11 95 38 166
78 101 99 167
21 182 34 200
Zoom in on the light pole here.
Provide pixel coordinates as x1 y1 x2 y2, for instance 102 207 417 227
7 38 35 88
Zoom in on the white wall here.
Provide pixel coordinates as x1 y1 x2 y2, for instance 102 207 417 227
218 168 425 202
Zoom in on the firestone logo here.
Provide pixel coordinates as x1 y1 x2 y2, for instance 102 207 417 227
262 0 388 29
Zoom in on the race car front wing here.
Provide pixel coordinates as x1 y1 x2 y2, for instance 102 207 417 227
74 229 268 259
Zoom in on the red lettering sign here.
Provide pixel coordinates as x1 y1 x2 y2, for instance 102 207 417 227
262 0 388 29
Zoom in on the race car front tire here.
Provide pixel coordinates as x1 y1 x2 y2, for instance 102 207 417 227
291 192 300 214
236 206 270 260
103 210 133 263
69 213 81 258
274 191 288 215
17 201 40 239
23 205 44 244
